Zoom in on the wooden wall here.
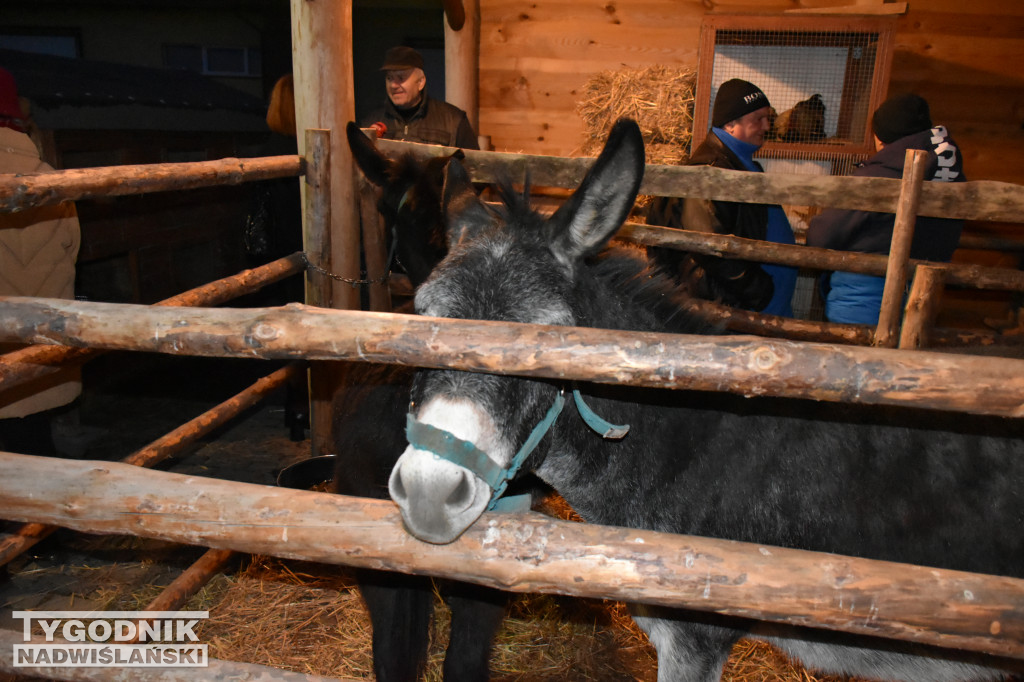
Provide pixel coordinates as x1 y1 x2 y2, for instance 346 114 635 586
477 0 1024 187
476 1 1024 324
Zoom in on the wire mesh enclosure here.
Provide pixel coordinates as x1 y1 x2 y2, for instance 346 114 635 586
692 15 896 320
693 14 896 176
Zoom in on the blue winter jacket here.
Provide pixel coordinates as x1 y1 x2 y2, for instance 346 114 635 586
806 126 965 324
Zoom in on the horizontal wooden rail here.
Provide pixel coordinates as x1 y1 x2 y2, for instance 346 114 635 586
0 252 305 393
688 296 1016 349
0 452 1019 661
0 155 304 213
1 298 1022 418
3 140 1016 226
0 363 302 567
377 139 1024 223
621 223 1024 292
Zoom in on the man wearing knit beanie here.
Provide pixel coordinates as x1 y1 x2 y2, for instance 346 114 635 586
808 93 965 324
646 78 797 316
871 93 932 146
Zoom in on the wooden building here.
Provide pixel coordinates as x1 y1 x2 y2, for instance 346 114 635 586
471 0 1024 323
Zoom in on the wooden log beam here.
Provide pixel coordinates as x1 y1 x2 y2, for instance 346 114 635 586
688 297 1017 350
1 298 1023 418
0 364 301 567
620 223 1024 292
374 141 1024 223
900 265 947 350
137 548 238 620
445 0 480 135
875 150 929 348
290 0 360 314
0 253 305 393
3 144 1022 226
685 298 873 345
960 232 1024 253
0 628 353 681
358 180 391 312
0 156 303 213
0 452 1020 660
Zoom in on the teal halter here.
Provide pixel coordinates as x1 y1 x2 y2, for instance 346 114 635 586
404 388 629 512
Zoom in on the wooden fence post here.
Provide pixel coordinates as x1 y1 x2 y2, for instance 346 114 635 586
873 149 929 347
899 264 947 349
359 179 391 312
303 130 332 309
445 0 480 137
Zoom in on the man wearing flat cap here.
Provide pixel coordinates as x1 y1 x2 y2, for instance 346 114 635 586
646 78 797 316
361 46 478 149
807 93 965 324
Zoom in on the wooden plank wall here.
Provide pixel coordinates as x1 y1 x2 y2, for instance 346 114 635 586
477 0 1024 324
478 0 1024 187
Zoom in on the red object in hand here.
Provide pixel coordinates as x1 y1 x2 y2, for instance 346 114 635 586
370 122 387 138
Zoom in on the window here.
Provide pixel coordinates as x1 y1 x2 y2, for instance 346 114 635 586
0 32 79 58
163 44 261 77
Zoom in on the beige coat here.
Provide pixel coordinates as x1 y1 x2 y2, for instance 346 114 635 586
0 126 81 418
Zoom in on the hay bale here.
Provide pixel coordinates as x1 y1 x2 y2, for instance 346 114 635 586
576 65 696 166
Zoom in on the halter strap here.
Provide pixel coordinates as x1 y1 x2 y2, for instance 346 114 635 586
405 391 566 511
573 389 629 439
404 387 628 512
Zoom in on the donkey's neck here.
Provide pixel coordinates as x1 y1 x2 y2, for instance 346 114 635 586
533 248 714 528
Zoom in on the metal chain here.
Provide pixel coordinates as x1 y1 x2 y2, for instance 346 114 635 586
300 252 394 286
302 195 403 286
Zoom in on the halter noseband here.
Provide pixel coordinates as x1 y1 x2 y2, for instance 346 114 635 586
404 388 629 512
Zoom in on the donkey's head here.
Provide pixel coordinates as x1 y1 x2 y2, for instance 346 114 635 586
388 119 645 543
346 121 462 287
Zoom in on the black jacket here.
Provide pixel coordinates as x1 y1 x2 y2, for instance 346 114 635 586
806 127 965 261
363 94 479 150
646 132 774 311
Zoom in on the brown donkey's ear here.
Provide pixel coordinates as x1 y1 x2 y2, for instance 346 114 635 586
346 121 390 187
441 157 497 249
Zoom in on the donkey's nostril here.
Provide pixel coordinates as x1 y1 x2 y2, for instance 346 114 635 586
445 471 473 509
390 469 407 503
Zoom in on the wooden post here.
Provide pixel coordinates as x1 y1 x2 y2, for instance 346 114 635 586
873 149 930 347
302 130 332 309
445 0 480 137
899 264 947 350
359 181 392 312
291 0 359 457
290 0 359 311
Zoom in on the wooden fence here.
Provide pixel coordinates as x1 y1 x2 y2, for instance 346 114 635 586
2 136 1024 678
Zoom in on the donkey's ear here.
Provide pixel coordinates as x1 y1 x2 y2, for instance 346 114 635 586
346 121 390 187
442 156 496 248
548 118 645 261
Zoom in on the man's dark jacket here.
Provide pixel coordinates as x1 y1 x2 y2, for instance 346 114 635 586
806 128 965 260
363 94 478 149
646 132 774 310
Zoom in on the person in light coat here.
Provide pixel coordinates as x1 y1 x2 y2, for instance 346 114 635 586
0 67 82 456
